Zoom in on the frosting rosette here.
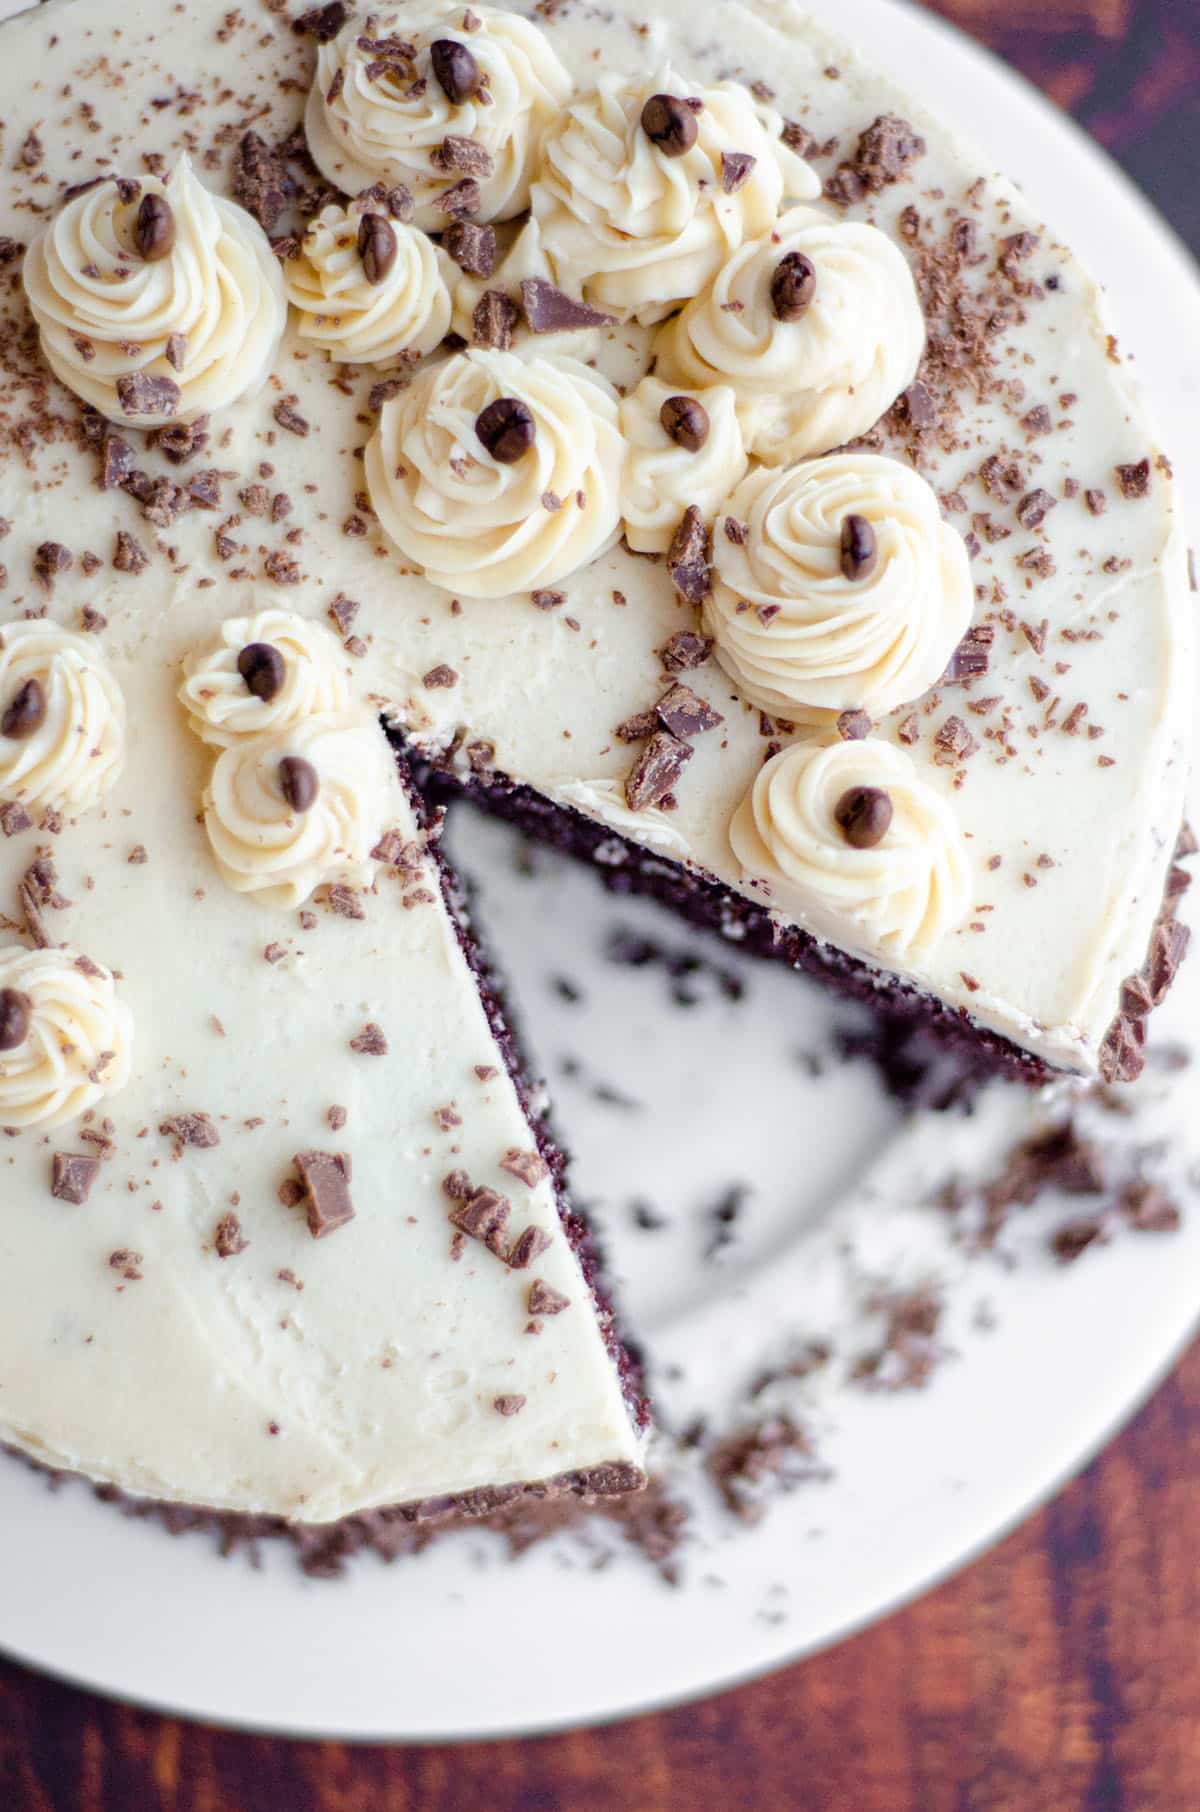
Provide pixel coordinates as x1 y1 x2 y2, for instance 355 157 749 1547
0 946 133 1130
730 738 970 958
705 455 973 717
179 609 351 749
619 375 747 554
654 206 924 461
0 622 125 814
305 2 571 232
284 200 453 365
202 713 391 908
23 155 286 425
364 348 623 596
532 69 819 324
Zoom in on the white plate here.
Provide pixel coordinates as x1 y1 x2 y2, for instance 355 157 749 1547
2 0 1199 1741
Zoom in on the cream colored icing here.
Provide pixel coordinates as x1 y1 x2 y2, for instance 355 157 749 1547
619 375 748 555
0 622 125 815
705 454 974 718
23 155 286 426
305 1 572 232
532 66 819 324
283 200 453 366
179 609 351 748
730 737 972 958
654 205 925 461
0 945 132 1131
365 348 624 596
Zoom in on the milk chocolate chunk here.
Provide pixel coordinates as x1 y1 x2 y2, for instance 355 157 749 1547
528 1279 570 1316
475 396 535 463
472 287 519 348
641 93 698 158
655 681 723 738
132 192 175 262
771 250 817 321
659 395 709 452
430 38 480 104
834 785 893 848
50 1153 101 1205
279 755 319 813
839 513 878 581
518 278 615 334
666 505 711 603
295 1150 355 1239
720 151 756 193
357 212 397 284
0 987 30 1051
2 678 46 740
626 730 693 812
445 220 496 277
237 641 286 702
116 372 180 417
295 1 348 39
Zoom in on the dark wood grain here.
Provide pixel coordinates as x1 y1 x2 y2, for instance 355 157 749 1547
3 4 1199 1806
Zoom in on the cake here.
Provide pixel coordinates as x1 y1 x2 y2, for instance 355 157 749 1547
0 0 1190 1539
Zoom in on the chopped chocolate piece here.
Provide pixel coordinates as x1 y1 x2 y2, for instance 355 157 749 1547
50 1152 101 1206
945 623 994 682
33 543 72 590
903 380 937 429
0 804 31 839
1084 488 1108 516
157 416 208 464
659 629 713 672
328 1105 348 1132
655 681 723 739
666 505 711 603
721 151 756 193
278 756 319 813
109 1249 144 1282
1120 1179 1181 1234
839 512 877 581
626 730 693 812
659 394 709 452
434 178 481 219
357 212 397 284
0 987 30 1052
836 708 872 741
641 93 698 157
500 1148 549 1188
1146 917 1191 1005
933 714 978 763
328 593 359 635
518 278 615 334
422 663 458 689
430 38 481 104
214 1212 249 1257
1016 488 1057 530
295 1 348 40
530 588 564 611
116 372 180 417
1051 1214 1113 1264
385 184 415 222
295 1150 356 1240
444 220 496 277
1021 404 1053 438
506 1225 552 1270
232 132 287 233
493 1394 526 1416
1115 459 1151 499
133 193 175 263
852 113 926 190
449 1185 511 1253
528 1279 570 1316
113 530 149 575
160 1112 220 1151
238 642 286 702
615 710 658 744
475 396 535 463
273 400 310 437
471 287 519 348
186 469 222 511
2 678 46 740
17 129 42 170
770 250 816 321
100 433 135 489
432 134 495 178
349 1022 388 1056
1099 1012 1145 1084
326 885 366 920
835 785 892 848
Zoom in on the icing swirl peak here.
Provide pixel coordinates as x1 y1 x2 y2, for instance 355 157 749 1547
0 946 133 1130
179 609 351 748
284 199 453 366
23 156 286 425
0 622 125 815
619 375 748 555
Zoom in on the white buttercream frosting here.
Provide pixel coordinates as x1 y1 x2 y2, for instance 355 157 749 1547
178 610 352 748
23 155 286 425
0 622 125 815
705 455 973 717
531 68 819 325
305 2 572 233
654 205 925 461
0 946 132 1130
619 374 748 555
284 200 453 366
730 738 971 958
364 348 623 596
202 713 391 908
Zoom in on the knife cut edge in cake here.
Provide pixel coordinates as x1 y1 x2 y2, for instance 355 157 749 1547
0 0 1190 1537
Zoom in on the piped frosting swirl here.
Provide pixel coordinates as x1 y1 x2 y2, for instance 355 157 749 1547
705 455 973 717
23 155 286 425
532 69 819 324
284 200 453 366
619 375 748 555
0 622 125 815
0 946 133 1130
654 206 925 461
178 609 351 748
364 348 623 596
305 2 572 232
730 738 971 959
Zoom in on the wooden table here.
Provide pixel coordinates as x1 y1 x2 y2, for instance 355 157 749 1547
3 3 1198 1805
